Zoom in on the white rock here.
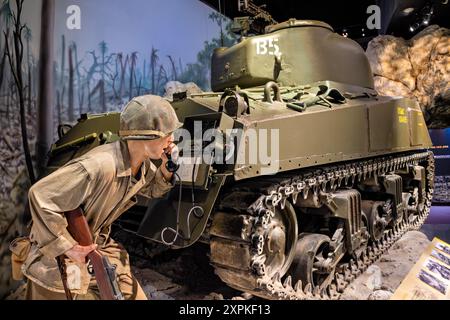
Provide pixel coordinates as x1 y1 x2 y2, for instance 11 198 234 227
366 26 450 128
142 284 175 300
365 265 382 290
368 290 393 300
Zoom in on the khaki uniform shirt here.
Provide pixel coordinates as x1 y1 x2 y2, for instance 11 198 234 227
22 140 173 294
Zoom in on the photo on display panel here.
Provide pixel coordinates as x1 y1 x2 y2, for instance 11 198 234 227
417 269 448 295
431 250 450 267
436 243 450 256
425 258 450 280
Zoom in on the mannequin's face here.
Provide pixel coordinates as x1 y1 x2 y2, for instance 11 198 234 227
128 134 174 160
143 134 174 159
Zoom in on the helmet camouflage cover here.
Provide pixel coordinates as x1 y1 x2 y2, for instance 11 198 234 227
119 95 183 140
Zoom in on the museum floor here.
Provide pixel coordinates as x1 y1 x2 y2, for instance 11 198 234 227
421 206 450 243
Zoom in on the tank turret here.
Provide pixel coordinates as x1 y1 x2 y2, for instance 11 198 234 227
211 19 374 91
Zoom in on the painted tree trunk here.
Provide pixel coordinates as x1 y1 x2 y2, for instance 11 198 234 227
0 29 10 91
168 55 177 81
59 35 66 120
56 90 61 125
129 56 136 101
27 65 31 116
151 48 157 94
137 75 142 96
26 35 32 116
87 81 91 112
100 79 106 113
119 54 128 99
37 0 55 176
6 82 11 120
111 56 119 101
101 48 106 113
73 43 84 116
6 0 36 183
142 59 147 90
68 45 74 122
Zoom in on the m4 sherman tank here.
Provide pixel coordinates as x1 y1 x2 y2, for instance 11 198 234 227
47 19 434 300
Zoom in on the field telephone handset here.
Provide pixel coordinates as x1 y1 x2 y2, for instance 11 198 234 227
165 150 180 173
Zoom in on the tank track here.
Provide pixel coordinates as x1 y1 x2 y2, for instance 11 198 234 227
210 151 435 300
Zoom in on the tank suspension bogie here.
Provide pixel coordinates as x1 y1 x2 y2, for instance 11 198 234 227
361 200 389 242
398 165 427 223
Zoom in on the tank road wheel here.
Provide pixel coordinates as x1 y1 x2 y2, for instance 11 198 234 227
362 201 388 242
209 200 298 297
287 233 333 290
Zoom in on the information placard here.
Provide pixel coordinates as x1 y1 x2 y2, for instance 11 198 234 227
392 238 450 300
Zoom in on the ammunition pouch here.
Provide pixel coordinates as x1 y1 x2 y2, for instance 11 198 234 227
9 237 31 281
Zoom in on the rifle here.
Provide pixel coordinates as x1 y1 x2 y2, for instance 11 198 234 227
64 208 124 300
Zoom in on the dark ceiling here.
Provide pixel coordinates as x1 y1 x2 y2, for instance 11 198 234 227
200 0 449 43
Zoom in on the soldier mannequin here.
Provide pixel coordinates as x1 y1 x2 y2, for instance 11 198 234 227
22 95 182 300
65 135 176 264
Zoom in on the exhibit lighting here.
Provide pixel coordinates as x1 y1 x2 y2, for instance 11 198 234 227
402 7 415 15
409 21 421 32
422 6 434 25
409 3 435 33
